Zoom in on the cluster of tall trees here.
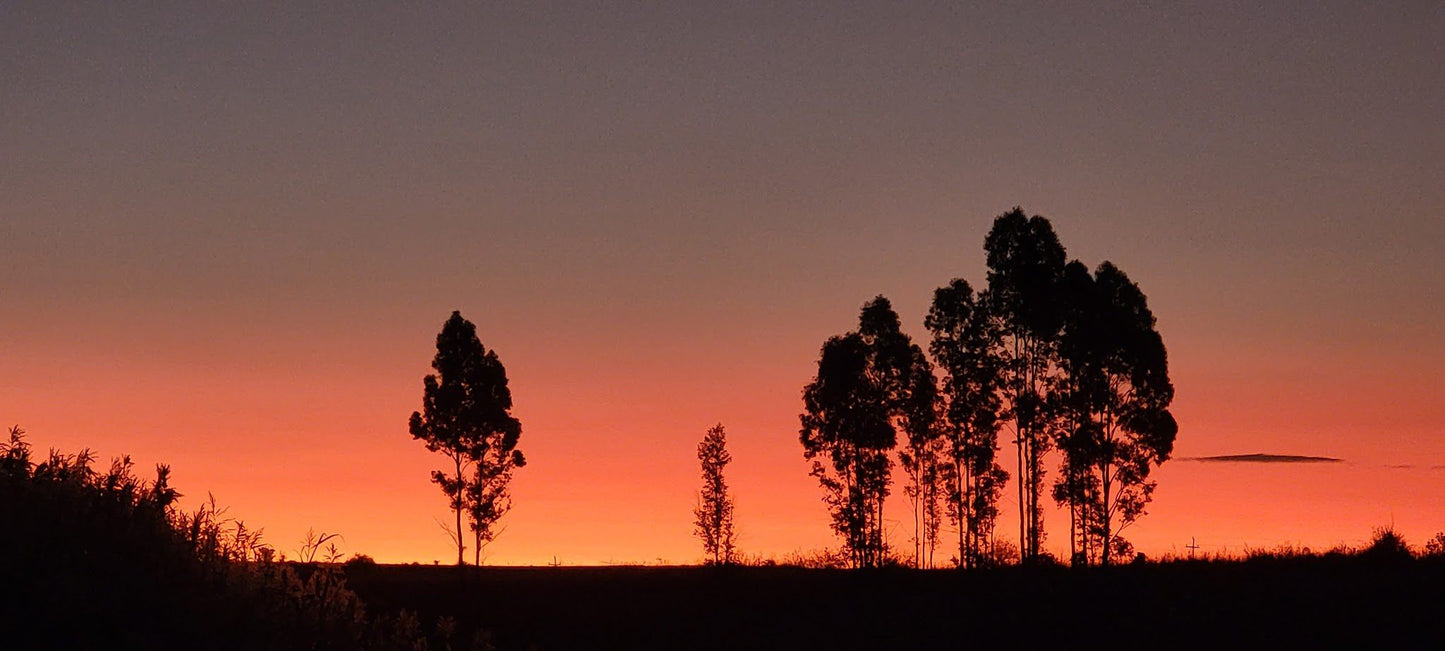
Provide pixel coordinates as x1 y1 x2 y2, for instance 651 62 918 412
800 208 1178 568
409 311 527 566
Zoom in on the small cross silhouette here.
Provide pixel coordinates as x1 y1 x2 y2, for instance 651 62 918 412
1186 537 1200 559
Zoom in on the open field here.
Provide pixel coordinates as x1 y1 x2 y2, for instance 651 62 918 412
342 559 1445 649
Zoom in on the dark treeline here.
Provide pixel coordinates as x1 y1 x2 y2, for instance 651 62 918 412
801 208 1178 568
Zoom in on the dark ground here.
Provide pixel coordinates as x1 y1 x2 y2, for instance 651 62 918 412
343 557 1445 650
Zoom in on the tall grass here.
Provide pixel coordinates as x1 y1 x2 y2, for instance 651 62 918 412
0 425 488 649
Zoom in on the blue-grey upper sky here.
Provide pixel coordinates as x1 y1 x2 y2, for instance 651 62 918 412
7 3 1442 327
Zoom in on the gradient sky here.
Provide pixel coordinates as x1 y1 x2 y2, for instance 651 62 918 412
4 2 1443 564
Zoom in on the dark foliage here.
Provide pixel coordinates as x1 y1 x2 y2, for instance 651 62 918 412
800 297 929 568
800 331 894 567
1425 532 1445 558
983 207 1068 561
0 426 479 649
409 310 526 566
926 277 1010 568
1053 260 1177 564
693 423 737 565
1360 526 1413 562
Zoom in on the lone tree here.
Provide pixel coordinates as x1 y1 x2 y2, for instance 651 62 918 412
409 311 525 566
693 423 737 565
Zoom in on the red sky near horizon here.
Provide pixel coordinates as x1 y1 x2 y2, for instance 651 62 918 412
4 4 1443 564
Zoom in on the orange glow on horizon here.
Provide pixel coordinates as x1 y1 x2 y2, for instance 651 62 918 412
7 303 1443 566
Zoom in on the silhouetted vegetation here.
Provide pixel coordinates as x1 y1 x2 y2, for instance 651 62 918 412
10 209 1427 647
799 297 930 568
693 423 737 565
343 546 1445 650
409 310 526 566
926 277 1010 568
1426 532 1445 558
0 426 484 649
982 208 1070 562
801 207 1176 567
1052 260 1177 564
346 553 379 569
1360 526 1413 562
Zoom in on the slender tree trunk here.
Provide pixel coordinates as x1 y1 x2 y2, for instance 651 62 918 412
954 452 966 568
1100 461 1111 566
455 455 465 566
876 488 884 567
966 468 977 567
1067 470 1076 565
1023 433 1034 560
1100 433 1114 565
915 463 922 568
1014 335 1026 563
1099 405 1115 566
1026 336 1041 561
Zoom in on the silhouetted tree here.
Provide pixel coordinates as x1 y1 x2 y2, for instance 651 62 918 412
898 345 945 568
409 311 524 566
926 278 1010 568
466 429 526 565
984 208 1067 561
1053 260 1103 564
801 297 924 568
1053 262 1176 564
857 297 936 567
801 332 892 568
693 423 737 565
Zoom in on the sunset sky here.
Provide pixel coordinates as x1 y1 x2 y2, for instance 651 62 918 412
4 3 1443 565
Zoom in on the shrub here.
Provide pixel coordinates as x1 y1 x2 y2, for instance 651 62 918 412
1422 532 1445 558
778 548 849 569
346 553 379 569
1359 526 1412 561
0 426 482 649
986 539 1021 567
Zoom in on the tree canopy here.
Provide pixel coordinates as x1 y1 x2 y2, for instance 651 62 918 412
983 207 1068 562
693 423 737 565
802 207 1179 568
409 311 525 566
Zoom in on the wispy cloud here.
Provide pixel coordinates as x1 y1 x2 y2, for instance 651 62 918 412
1183 453 1343 464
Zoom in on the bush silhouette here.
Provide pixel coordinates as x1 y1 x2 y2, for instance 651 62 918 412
0 426 482 649
1424 532 1445 558
347 553 380 569
1359 526 1413 561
